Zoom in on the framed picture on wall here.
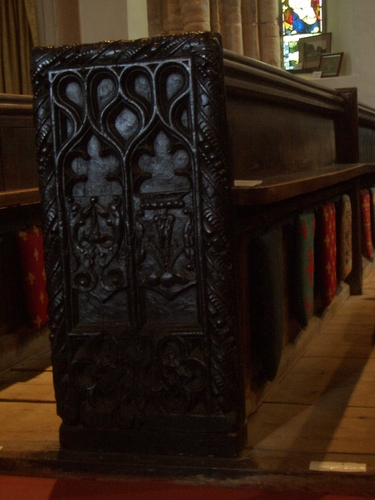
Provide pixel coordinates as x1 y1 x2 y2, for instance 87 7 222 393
319 52 344 77
299 33 332 70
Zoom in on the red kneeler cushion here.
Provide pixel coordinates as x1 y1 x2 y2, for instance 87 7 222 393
316 202 337 309
17 225 48 330
293 212 315 327
361 189 373 260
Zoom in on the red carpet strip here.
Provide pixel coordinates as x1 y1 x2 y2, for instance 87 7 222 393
0 475 370 500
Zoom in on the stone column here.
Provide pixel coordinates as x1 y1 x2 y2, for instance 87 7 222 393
181 0 211 32
210 0 222 35
242 0 260 59
222 0 243 54
164 0 183 33
258 0 281 67
147 0 164 36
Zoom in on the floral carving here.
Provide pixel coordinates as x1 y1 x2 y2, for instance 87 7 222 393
66 332 207 425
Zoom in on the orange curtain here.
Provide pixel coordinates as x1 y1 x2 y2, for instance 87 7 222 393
0 0 39 94
147 0 281 67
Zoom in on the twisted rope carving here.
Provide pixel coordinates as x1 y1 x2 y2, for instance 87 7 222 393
191 41 241 416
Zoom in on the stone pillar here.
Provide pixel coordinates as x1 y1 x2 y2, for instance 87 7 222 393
181 0 211 32
164 0 183 33
147 0 163 36
258 0 281 67
223 0 244 54
242 0 260 59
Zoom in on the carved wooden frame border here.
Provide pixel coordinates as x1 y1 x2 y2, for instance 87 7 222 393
32 32 245 455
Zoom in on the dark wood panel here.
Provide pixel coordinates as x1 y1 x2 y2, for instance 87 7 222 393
32 31 247 458
335 88 359 164
0 95 42 341
0 93 38 195
0 204 41 235
0 143 4 191
227 99 336 179
0 127 38 191
0 188 40 210
0 93 33 110
0 114 34 127
0 233 28 336
359 127 375 163
223 50 345 113
359 103 375 128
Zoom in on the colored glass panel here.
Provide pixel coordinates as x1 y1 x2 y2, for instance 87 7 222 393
281 0 324 70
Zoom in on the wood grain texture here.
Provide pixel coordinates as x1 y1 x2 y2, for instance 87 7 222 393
0 94 38 194
248 267 375 458
31 31 246 457
2 271 375 489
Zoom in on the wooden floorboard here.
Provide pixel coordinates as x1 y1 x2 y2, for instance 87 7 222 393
246 266 375 472
1 269 375 494
0 401 60 452
0 374 55 403
248 403 375 452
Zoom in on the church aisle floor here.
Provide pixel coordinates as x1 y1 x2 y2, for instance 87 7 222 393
1 269 375 497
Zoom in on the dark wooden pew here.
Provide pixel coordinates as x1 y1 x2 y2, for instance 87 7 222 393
359 102 375 163
0 94 40 215
31 32 375 457
0 94 42 342
223 52 375 406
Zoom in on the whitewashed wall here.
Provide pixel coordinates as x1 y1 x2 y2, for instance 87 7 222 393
302 0 375 108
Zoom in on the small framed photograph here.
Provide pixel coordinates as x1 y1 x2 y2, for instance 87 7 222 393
319 52 344 77
299 33 332 70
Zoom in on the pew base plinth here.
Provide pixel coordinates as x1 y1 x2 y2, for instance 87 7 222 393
59 421 248 458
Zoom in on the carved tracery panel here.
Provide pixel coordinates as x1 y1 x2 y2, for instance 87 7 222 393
32 32 245 456
49 58 199 329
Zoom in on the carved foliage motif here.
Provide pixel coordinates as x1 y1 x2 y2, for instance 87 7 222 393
32 32 243 430
135 130 195 300
64 332 207 427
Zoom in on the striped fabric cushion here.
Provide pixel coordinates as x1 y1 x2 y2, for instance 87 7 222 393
293 212 315 327
17 225 49 330
371 187 375 247
316 202 337 309
361 189 373 260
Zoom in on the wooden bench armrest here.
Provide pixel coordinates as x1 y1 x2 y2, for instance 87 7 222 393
0 188 40 209
232 163 375 205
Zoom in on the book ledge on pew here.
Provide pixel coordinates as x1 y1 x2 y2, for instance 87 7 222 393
232 163 375 205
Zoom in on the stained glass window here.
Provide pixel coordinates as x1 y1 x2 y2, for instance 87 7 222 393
282 0 324 70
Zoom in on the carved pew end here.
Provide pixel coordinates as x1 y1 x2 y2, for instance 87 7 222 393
32 32 247 457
